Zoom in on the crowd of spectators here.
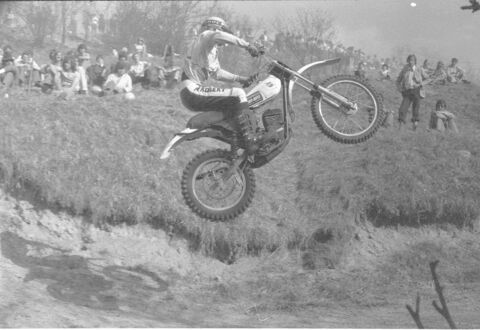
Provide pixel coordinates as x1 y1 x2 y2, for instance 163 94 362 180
0 39 181 100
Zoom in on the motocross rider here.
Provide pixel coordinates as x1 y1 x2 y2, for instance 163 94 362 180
180 16 265 154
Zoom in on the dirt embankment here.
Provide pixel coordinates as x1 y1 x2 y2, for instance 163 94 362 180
2 187 480 328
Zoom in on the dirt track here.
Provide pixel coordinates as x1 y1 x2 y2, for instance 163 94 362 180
1 190 480 328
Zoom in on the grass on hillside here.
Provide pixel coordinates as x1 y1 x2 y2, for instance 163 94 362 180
1 46 480 263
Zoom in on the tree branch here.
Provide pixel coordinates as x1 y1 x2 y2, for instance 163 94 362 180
406 293 425 328
430 260 457 329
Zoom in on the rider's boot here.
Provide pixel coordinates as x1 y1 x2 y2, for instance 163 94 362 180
234 103 266 154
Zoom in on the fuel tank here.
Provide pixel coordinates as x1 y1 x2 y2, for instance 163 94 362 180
246 75 281 109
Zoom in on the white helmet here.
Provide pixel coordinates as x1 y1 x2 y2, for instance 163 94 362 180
200 16 231 33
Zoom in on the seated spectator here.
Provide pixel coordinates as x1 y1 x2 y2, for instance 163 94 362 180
354 61 367 80
429 99 458 133
15 50 42 88
446 58 465 83
128 52 150 86
41 49 63 93
86 55 109 90
59 57 80 98
110 51 129 74
0 51 18 98
76 43 90 94
379 63 391 81
158 45 181 88
430 61 447 85
421 59 433 77
102 61 132 95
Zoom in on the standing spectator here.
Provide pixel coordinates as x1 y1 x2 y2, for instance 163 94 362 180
103 61 132 95
0 51 18 98
15 50 42 88
429 99 459 133
446 58 465 83
91 15 99 35
98 14 105 34
86 55 109 90
76 43 90 94
395 54 428 131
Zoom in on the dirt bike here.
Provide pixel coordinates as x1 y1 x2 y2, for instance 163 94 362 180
160 53 385 221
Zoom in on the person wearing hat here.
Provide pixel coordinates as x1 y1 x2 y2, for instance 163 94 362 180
0 51 18 98
102 60 132 95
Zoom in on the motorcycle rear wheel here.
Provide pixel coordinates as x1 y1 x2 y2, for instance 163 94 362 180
181 149 255 221
311 75 384 144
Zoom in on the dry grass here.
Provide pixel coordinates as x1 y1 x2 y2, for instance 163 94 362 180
1 44 480 263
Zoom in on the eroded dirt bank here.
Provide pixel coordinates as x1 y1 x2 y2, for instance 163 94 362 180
1 189 480 328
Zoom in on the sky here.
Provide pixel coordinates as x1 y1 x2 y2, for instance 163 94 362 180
226 0 479 70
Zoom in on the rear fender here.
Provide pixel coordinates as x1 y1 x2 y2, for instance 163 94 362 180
160 128 226 160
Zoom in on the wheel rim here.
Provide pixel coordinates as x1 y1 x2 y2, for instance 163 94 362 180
318 80 378 137
191 157 247 212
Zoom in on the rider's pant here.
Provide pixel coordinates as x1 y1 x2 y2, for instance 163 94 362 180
180 78 248 112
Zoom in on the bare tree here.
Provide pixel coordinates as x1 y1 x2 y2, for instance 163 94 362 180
272 8 336 65
14 2 56 47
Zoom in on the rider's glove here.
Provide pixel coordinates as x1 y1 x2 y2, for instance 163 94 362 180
241 73 259 88
246 44 261 57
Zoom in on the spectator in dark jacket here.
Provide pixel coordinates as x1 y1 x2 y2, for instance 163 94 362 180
87 55 109 89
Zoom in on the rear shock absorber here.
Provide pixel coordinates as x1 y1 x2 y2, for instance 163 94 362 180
230 132 240 159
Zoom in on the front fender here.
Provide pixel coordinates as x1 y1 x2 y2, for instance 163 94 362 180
287 58 341 107
160 128 226 160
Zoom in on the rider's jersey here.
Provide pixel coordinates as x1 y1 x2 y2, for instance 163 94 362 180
183 30 249 84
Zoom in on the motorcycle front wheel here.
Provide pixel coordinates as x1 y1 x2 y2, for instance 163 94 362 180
181 149 255 221
311 75 385 144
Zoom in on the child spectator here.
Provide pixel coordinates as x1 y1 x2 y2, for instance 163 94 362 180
396 54 429 131
102 61 132 95
15 50 42 88
379 63 391 81
41 49 63 94
431 61 447 85
76 43 90 94
0 51 18 98
429 99 459 133
128 52 150 85
354 61 367 80
86 55 109 90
